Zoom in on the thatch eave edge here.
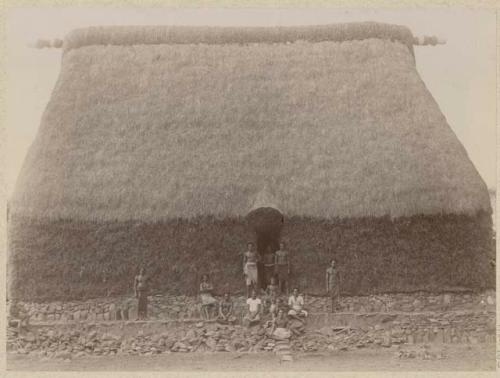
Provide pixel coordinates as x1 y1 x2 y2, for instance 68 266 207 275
8 208 492 228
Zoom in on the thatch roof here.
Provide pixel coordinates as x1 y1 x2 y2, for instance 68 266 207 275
10 23 491 222
63 23 415 52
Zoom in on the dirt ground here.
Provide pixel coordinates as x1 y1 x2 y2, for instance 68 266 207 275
8 344 496 371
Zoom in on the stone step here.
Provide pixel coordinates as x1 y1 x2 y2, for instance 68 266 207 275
15 308 495 348
25 309 494 326
304 310 495 329
24 308 495 345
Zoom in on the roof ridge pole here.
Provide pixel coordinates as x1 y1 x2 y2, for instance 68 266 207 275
413 35 446 46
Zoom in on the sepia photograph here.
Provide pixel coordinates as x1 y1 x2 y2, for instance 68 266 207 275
4 7 497 372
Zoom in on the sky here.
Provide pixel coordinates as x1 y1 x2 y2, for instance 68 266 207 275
5 7 497 196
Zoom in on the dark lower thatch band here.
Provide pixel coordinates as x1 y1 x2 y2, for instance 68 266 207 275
63 22 415 54
8 212 494 302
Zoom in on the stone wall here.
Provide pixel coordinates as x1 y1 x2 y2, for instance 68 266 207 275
8 291 495 359
13 291 496 324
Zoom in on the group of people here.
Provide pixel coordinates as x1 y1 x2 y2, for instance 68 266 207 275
243 242 290 297
242 287 309 337
199 281 309 340
241 241 340 315
133 242 340 324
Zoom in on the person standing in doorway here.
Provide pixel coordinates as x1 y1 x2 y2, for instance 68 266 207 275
243 242 259 297
263 246 276 288
326 259 340 312
134 268 149 320
274 242 290 295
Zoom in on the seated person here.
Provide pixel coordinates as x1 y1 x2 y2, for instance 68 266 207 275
287 288 308 319
217 292 236 324
288 316 305 336
199 274 218 320
270 308 291 340
243 290 262 327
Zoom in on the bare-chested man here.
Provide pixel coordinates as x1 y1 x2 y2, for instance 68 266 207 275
262 246 276 287
243 242 260 298
274 242 290 295
326 259 340 312
134 268 149 320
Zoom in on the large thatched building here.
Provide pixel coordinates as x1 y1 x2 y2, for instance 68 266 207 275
9 23 494 301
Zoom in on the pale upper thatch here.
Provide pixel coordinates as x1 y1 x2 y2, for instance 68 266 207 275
63 23 415 52
10 23 491 222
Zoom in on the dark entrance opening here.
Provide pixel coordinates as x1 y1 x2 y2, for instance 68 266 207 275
246 207 284 290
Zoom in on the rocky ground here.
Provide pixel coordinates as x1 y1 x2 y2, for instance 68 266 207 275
8 344 496 371
8 310 496 359
7 321 384 358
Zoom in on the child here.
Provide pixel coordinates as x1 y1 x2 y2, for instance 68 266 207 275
265 277 279 312
269 297 279 319
264 297 279 332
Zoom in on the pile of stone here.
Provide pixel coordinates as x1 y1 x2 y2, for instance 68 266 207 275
7 327 122 359
291 325 392 352
7 322 281 358
10 310 494 361
274 339 294 362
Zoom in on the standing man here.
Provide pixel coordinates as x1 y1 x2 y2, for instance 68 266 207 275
134 267 149 320
243 242 259 298
274 242 290 295
326 259 340 312
263 246 276 288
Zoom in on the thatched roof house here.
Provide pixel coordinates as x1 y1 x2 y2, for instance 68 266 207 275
9 23 493 301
